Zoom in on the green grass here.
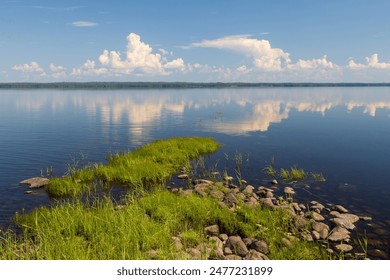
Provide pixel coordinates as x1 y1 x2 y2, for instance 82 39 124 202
45 137 221 197
0 188 326 260
280 166 307 181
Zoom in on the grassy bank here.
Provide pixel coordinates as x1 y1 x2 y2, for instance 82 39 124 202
0 137 327 260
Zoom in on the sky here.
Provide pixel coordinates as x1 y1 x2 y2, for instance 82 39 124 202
1 0 390 82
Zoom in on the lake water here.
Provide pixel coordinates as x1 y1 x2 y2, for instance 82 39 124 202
1 87 390 258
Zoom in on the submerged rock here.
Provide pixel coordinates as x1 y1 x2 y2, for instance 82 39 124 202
20 177 49 188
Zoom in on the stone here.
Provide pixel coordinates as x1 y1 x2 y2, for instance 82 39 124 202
333 205 348 213
298 203 307 210
209 236 224 250
149 250 158 259
312 230 320 240
193 179 214 185
311 221 330 232
281 237 293 248
328 226 350 242
319 228 329 239
204 225 219 236
245 249 269 260
302 232 313 242
225 236 248 257
243 185 254 195
177 174 189 180
265 191 274 198
330 218 356 230
223 192 239 207
250 240 269 254
209 189 225 200
20 177 49 188
335 244 353 252
224 176 234 181
284 187 295 195
359 216 372 221
245 197 258 208
196 242 212 257
172 236 183 250
259 198 275 208
330 211 341 217
271 179 278 185
24 190 33 195
223 247 233 255
225 254 242 260
311 212 325 222
187 248 202 260
236 193 246 200
194 185 207 197
310 204 325 211
181 189 193 196
219 234 229 242
292 202 301 212
243 237 257 247
294 216 307 229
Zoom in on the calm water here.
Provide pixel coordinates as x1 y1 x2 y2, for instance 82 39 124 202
1 87 390 257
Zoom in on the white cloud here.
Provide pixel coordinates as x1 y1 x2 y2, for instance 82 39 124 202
288 55 337 70
71 21 98 27
348 54 390 70
12 61 46 76
74 33 186 77
49 63 65 72
189 35 291 71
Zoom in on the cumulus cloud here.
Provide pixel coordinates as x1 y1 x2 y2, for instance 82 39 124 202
288 55 337 70
73 33 186 77
12 61 46 76
348 54 390 70
189 35 291 71
71 21 98 27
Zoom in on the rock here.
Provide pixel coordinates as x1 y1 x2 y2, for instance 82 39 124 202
223 247 233 255
24 190 33 195
311 221 330 232
245 250 269 260
196 243 212 257
209 189 225 200
292 202 301 212
281 238 293 248
330 211 341 217
223 192 239 207
335 244 353 252
236 193 246 200
312 230 320 240
302 232 313 242
265 191 274 198
339 213 359 223
243 185 254 195
172 236 183 250
204 225 219 236
187 248 202 260
219 234 229 242
250 240 269 255
194 185 207 197
298 203 307 210
259 198 275 208
328 226 350 242
333 205 348 213
211 171 220 176
319 228 329 239
245 197 258 207
359 216 372 221
149 250 158 259
243 237 257 247
193 179 213 185
368 249 388 259
330 218 356 230
177 174 189 180
284 187 295 195
225 236 248 257
294 216 307 229
224 176 234 181
310 204 325 211
20 177 49 188
225 254 242 260
271 179 278 185
209 236 224 250
240 179 248 184
169 187 179 193
181 189 193 196
311 212 325 222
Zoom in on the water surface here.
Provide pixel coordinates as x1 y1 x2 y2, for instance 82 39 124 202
1 87 390 256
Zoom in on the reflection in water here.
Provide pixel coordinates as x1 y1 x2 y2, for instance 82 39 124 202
11 88 390 137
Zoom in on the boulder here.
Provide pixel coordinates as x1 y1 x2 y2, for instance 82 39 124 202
243 185 254 195
225 254 242 260
311 212 325 222
250 240 269 254
209 189 225 200
223 192 239 207
259 198 275 208
328 226 350 242
225 236 248 257
245 250 269 260
20 177 49 188
204 225 219 236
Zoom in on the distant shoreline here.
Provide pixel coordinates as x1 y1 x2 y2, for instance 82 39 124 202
1 82 390 89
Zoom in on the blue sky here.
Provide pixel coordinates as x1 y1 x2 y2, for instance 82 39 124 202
1 0 390 82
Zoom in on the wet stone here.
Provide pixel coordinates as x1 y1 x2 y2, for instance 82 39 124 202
20 177 49 188
335 244 353 252
333 205 348 213
328 226 350 242
177 174 189 180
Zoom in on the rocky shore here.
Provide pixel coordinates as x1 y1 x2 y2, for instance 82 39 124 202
166 175 374 260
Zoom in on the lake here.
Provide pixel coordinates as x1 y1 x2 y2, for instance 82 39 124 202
1 87 390 258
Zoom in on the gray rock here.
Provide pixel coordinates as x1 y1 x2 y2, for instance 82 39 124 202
194 185 207 197
311 212 325 222
243 185 254 195
312 230 320 240
281 237 293 248
204 225 219 236
149 249 158 259
20 177 49 188
177 174 189 180
319 228 329 239
219 234 229 242
225 254 242 260
225 236 248 257
284 187 295 195
24 190 33 195
245 197 258 208
359 216 372 221
271 179 278 185
259 198 275 208
223 247 233 255
292 202 301 212
172 236 183 250
333 205 348 213
193 179 214 185
294 216 307 229
335 244 353 252
311 221 330 232
209 189 225 200
181 189 193 196
330 218 356 230
223 192 239 207
330 211 341 217
209 236 224 250
224 176 234 181
187 248 202 260
328 226 350 242
298 203 307 210
250 240 269 254
245 249 269 260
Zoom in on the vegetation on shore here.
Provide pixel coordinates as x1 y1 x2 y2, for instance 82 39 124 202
0 137 329 260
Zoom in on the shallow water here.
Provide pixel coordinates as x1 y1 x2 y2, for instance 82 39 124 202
1 87 390 257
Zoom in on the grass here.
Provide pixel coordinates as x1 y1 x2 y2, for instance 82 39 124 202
280 166 307 181
45 137 221 197
0 188 326 260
